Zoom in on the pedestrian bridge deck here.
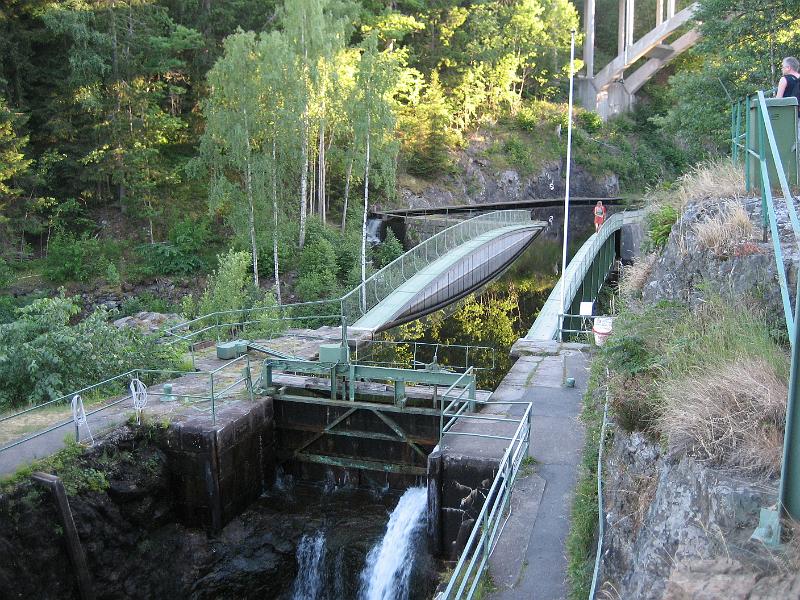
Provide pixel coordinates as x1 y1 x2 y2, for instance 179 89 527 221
351 220 545 333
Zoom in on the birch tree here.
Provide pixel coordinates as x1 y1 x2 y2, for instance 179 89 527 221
196 32 268 287
282 0 351 248
352 34 400 312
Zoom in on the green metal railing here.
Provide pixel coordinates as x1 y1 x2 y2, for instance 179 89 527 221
341 210 535 324
730 90 800 538
437 393 533 599
0 357 254 456
352 340 496 374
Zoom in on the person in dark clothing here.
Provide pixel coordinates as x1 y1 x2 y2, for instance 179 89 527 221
777 56 800 101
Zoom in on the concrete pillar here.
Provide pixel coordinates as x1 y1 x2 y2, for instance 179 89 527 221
617 0 625 57
656 0 663 26
626 0 635 49
583 0 596 77
667 0 676 19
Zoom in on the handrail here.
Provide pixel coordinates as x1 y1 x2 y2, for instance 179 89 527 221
729 88 800 539
438 402 532 599
341 210 536 323
730 91 800 337
0 358 255 456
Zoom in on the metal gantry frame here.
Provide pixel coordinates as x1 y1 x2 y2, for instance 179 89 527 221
731 90 800 543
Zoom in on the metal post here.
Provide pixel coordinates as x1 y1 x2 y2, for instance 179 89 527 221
560 30 577 342
780 277 800 520
759 103 769 244
210 373 216 425
745 95 752 192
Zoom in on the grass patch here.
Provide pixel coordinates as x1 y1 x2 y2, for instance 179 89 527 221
660 357 786 477
619 253 657 299
1 438 109 496
566 361 605 600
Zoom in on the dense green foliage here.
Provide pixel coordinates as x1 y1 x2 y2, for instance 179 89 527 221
656 0 800 157
0 294 181 409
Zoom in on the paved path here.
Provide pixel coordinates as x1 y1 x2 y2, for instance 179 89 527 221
489 344 590 600
0 330 352 478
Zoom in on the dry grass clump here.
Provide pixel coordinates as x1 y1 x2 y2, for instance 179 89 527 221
694 202 754 256
675 158 746 208
659 358 786 477
619 253 658 297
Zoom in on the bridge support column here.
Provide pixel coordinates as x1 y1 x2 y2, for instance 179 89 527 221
583 0 596 77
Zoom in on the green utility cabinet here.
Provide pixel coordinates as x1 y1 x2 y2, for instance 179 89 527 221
748 96 799 188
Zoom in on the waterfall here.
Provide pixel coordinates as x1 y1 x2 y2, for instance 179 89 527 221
358 487 428 600
366 218 383 245
292 532 327 600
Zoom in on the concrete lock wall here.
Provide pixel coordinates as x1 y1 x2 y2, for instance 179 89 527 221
427 447 501 559
160 398 275 531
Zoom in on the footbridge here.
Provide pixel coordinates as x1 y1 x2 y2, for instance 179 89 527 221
580 0 700 118
342 210 546 334
523 210 645 343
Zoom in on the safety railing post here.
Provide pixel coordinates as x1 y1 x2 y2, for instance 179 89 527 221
745 95 752 192
780 276 800 521
210 373 216 425
758 102 769 244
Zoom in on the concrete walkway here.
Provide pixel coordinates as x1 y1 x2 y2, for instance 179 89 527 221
489 343 590 600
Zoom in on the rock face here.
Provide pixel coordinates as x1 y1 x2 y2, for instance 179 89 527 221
600 431 783 600
642 196 797 326
600 195 800 599
113 311 182 333
398 131 619 209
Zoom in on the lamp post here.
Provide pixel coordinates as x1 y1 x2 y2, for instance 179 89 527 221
559 30 577 341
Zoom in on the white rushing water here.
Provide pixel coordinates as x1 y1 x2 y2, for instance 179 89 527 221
292 532 327 600
359 487 428 600
366 218 383 245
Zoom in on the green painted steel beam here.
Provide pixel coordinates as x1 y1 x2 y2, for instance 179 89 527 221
274 393 443 417
275 423 438 446
292 452 427 476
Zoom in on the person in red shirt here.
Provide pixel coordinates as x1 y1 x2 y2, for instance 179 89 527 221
593 200 606 232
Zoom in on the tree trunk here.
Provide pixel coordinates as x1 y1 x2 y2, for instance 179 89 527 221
272 138 282 304
243 109 259 287
360 115 371 314
341 155 353 233
299 109 309 248
318 124 326 224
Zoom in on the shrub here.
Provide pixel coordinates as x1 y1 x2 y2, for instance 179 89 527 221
198 249 252 316
645 205 679 251
372 230 404 269
45 233 103 283
502 136 533 173
0 294 181 409
168 217 211 255
577 110 602 134
120 292 173 316
135 242 204 277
